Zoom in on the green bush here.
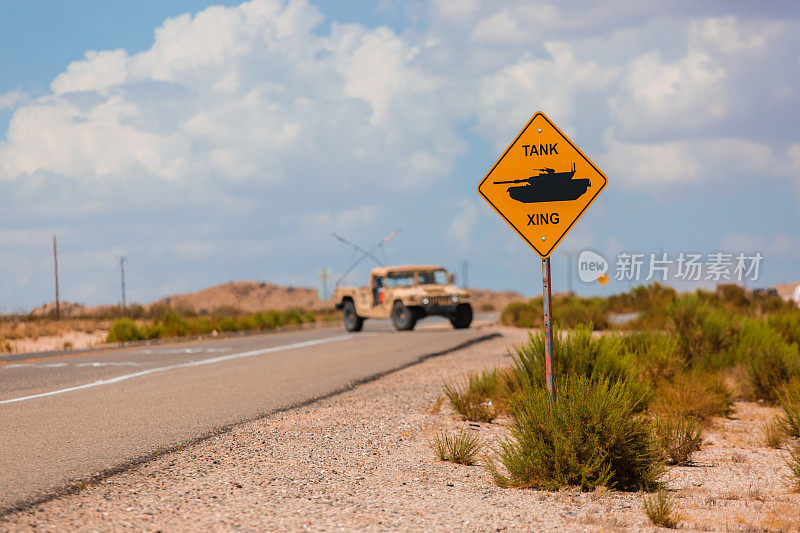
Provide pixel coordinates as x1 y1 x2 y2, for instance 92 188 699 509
106 318 145 342
668 294 738 368
281 309 303 325
620 332 684 383
768 311 800 348
511 326 650 406
487 375 662 491
777 378 800 438
733 319 800 403
159 311 191 338
501 296 610 329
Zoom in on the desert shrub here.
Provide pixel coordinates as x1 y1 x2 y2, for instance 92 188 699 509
643 490 682 528
501 296 610 329
668 295 737 367
501 300 540 328
613 283 678 330
777 378 800 438
733 319 800 403
281 309 304 325
217 317 238 332
106 318 145 342
649 373 732 423
239 315 261 331
652 416 703 465
158 311 191 338
716 283 751 310
553 296 610 329
620 332 684 383
444 369 510 422
768 311 800 348
258 311 282 329
511 327 650 406
301 311 316 323
761 419 786 449
487 375 662 491
430 430 482 465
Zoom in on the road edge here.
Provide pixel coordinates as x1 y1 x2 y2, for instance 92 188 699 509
0 331 501 518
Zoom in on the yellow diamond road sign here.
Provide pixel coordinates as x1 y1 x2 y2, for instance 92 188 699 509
478 111 607 258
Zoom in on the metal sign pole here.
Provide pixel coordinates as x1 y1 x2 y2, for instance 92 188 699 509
542 257 555 402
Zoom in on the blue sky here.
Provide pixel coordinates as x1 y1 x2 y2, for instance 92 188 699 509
1 0 799 311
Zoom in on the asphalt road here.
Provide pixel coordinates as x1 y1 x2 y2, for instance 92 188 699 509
0 315 497 513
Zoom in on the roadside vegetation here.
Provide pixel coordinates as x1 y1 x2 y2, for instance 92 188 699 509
435 282 800 496
429 430 482 466
106 308 337 342
0 304 337 351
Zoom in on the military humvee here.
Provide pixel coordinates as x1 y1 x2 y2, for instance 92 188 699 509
333 265 472 332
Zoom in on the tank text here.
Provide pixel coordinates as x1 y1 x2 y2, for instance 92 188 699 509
522 143 558 156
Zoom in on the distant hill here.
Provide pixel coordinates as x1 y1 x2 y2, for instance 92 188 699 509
24 282 527 318
151 281 325 314
467 289 526 312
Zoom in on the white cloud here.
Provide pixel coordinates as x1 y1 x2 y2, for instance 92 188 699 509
601 129 779 188
475 42 613 146
609 50 728 138
0 89 27 110
0 0 463 191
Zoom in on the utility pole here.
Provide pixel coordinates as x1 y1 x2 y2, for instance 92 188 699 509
53 235 60 319
119 256 127 308
462 260 469 289
318 267 331 302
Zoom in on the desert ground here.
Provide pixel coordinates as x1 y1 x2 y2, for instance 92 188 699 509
2 325 798 532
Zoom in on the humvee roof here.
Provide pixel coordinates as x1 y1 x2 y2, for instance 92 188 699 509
369 265 442 277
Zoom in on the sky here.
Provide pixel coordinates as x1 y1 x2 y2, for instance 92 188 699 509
1 0 799 311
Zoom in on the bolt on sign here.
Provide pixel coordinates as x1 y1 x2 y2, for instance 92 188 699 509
477 111 607 258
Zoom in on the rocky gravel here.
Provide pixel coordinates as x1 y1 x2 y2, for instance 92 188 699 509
2 326 799 532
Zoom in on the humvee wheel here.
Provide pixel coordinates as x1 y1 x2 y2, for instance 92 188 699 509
343 300 364 332
449 303 473 329
392 301 417 331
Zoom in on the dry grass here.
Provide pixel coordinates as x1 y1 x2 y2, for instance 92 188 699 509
653 415 703 465
761 418 786 449
443 369 511 423
786 442 800 493
429 430 482 465
650 373 733 424
643 490 683 528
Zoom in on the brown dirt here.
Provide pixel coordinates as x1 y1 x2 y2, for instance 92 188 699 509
2 326 798 531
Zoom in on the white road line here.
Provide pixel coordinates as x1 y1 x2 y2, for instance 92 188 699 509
0 334 360 406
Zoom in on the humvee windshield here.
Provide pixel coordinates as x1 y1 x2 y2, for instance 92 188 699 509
418 270 447 285
386 272 416 287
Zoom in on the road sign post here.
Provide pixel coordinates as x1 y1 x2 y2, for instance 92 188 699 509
542 257 555 402
477 111 608 402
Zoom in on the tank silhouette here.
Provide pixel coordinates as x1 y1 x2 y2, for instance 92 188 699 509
493 163 591 203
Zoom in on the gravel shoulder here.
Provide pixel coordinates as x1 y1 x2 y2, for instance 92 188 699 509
2 326 799 532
